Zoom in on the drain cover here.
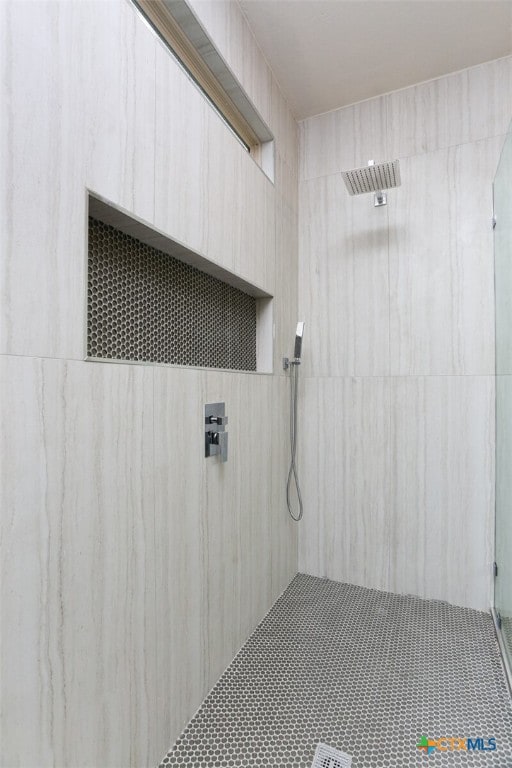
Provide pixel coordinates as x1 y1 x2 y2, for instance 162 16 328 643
311 743 352 768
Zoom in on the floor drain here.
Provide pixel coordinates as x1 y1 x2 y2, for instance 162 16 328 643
311 743 352 768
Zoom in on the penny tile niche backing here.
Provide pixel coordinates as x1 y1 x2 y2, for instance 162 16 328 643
87 205 265 371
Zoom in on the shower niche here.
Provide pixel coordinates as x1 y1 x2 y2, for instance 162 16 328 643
86 195 273 373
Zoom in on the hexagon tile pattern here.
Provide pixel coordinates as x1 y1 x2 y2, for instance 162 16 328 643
159 573 512 767
88 217 257 370
501 617 512 666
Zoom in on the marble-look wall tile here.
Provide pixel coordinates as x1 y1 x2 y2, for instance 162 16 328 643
299 95 389 181
297 53 503 616
274 195 299 375
0 0 157 361
1 1 299 765
275 151 298 214
1 0 293 363
298 376 391 592
390 375 495 611
233 374 274 641
83 0 157 221
0 355 157 768
1 356 54 767
270 376 299 597
240 15 272 128
204 109 241 275
0 2 86 360
299 174 390 378
201 371 274 659
235 162 276 293
154 41 209 260
153 366 207 752
299 57 512 183
389 136 502 376
388 56 512 159
155 364 279 732
271 78 299 173
154 40 275 294
200 371 243 684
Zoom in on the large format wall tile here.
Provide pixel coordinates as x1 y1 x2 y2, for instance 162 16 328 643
201 371 275 655
153 366 207 754
2 0 299 766
299 95 389 181
154 39 275 295
271 80 299 175
274 193 299 374
83 0 156 221
231 373 274 642
200 371 244 683
0 0 157 361
389 375 495 611
236 159 276 293
0 355 157 768
1 0 282 363
153 364 282 756
154 41 210 261
298 376 391 592
298 60 506 614
299 175 390 378
389 137 502 376
299 56 512 183
388 56 512 159
298 374 495 611
270 375 299 596
0 2 86 360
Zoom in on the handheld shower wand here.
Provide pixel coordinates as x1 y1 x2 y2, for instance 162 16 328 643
293 321 305 361
283 322 305 522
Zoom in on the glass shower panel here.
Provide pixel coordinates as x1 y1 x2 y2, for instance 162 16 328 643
494 121 512 673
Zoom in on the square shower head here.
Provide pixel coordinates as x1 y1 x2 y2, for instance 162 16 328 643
341 159 401 196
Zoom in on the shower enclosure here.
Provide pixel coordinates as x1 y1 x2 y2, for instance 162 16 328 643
493 119 512 683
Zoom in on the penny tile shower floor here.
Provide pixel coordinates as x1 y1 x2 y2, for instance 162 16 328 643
159 574 512 767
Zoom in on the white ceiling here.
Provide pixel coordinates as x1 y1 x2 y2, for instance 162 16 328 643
238 0 512 119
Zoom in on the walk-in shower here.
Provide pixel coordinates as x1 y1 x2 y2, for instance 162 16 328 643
341 159 401 206
283 322 305 521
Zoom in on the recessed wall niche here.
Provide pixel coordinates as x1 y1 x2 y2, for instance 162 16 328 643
87 196 273 372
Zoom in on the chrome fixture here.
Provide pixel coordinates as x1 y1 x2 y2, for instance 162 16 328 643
341 158 401 207
205 402 228 462
284 322 304 522
283 320 305 371
294 320 305 359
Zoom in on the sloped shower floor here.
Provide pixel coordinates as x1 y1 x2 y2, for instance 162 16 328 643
159 573 512 767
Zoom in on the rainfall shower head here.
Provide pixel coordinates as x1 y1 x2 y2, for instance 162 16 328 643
341 159 401 206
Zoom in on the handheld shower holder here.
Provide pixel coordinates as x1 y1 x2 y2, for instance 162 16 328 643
283 357 301 371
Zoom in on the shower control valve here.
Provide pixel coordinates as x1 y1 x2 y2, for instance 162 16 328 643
207 414 228 426
205 402 228 463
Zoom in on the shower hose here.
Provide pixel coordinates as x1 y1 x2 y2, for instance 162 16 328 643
286 361 304 521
